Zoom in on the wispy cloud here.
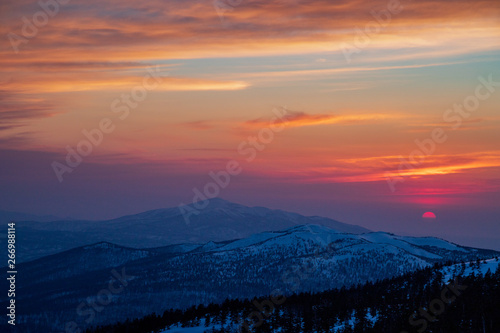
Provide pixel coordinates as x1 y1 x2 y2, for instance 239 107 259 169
1 75 249 93
246 111 399 128
404 117 500 133
248 151 500 187
0 90 56 132
2 0 498 64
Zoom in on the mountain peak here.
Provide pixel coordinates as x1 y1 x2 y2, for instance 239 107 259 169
284 224 338 234
197 197 239 209
8 198 371 262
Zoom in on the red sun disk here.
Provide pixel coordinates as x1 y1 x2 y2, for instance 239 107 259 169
422 212 436 219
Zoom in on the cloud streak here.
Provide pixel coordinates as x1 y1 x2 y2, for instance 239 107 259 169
247 151 500 188
246 111 399 128
2 0 498 62
0 90 56 133
1 74 249 93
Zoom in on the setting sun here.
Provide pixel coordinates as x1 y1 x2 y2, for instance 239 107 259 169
422 212 437 219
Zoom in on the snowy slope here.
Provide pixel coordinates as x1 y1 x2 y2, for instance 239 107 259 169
9 224 499 332
440 257 500 283
7 198 370 262
193 225 476 262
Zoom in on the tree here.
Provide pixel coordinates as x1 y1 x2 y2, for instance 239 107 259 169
204 313 212 328
354 307 370 332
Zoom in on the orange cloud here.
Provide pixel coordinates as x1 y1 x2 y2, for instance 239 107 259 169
1 0 498 66
1 0 498 161
0 90 57 135
1 74 249 93
246 111 399 128
404 118 500 133
248 151 500 186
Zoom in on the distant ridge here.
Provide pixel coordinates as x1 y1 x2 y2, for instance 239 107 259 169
5 198 370 262
0 209 63 224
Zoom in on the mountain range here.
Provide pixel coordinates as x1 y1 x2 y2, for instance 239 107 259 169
3 222 498 332
1 199 499 332
2 198 370 262
0 209 63 225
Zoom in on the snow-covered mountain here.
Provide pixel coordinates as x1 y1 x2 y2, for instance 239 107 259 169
6 198 370 262
153 258 500 333
187 224 469 260
440 257 500 283
6 224 498 332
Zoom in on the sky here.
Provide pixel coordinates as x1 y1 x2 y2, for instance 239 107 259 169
1 0 499 250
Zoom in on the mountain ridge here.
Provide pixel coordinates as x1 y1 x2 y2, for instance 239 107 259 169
5 198 370 262
4 223 498 332
0 209 64 224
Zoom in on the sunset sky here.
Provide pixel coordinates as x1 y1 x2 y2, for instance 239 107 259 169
1 0 499 249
